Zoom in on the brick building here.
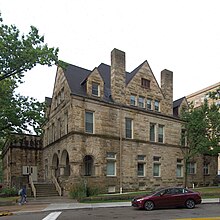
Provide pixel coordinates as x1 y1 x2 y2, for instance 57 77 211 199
42 48 217 194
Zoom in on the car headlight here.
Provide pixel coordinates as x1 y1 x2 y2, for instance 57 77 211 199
136 198 145 202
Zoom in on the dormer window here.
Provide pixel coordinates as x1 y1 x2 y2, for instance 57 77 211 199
92 82 99 96
141 78 150 89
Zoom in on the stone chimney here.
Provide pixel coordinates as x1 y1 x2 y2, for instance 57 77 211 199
161 69 173 115
111 48 126 103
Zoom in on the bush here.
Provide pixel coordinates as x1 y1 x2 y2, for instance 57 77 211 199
69 181 100 200
0 187 18 197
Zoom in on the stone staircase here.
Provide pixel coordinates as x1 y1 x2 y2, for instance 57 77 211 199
33 183 60 197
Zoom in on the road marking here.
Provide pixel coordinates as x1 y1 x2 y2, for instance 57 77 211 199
42 212 62 220
175 217 220 220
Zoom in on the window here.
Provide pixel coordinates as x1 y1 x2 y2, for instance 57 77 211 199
154 100 160 111
84 155 93 176
130 95 136 106
125 118 133 139
138 96 145 108
181 129 187 146
187 162 196 174
176 159 183 177
141 78 150 89
137 155 145 177
146 99 152 110
92 82 99 96
203 163 210 175
153 156 161 177
158 125 164 143
57 118 61 139
85 111 94 133
150 123 156 142
64 112 68 135
107 152 116 176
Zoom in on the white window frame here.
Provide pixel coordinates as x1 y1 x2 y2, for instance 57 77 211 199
137 155 146 177
92 82 100 97
130 95 136 106
106 152 116 176
154 100 160 112
85 111 94 134
153 156 161 177
203 163 210 175
138 96 145 108
125 118 133 139
150 123 156 142
176 159 183 177
146 98 152 110
187 162 196 174
158 124 164 143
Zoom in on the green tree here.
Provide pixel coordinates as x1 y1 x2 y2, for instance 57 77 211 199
181 88 220 187
0 14 59 144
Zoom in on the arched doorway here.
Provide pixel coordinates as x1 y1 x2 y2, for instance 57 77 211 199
61 150 70 176
83 155 94 176
52 153 59 178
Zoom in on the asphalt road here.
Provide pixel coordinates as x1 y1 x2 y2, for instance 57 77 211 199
1 204 220 220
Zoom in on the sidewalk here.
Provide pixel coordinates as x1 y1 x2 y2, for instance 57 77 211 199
0 198 219 216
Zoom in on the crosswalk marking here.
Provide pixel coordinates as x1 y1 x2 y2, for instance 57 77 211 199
42 211 62 220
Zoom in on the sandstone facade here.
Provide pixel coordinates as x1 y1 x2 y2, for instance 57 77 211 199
42 49 218 193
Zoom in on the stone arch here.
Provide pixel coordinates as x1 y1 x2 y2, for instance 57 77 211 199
83 155 94 176
52 153 59 178
60 150 70 176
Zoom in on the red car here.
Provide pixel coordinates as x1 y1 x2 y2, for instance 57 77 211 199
131 187 201 211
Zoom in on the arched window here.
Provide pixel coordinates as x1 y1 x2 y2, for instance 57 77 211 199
84 155 93 176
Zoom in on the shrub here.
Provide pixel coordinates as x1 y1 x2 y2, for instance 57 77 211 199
69 181 100 200
0 187 18 197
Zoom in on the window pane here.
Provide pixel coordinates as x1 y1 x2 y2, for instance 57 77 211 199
138 97 144 108
176 164 183 177
146 99 152 110
150 123 155 142
153 164 160 177
130 95 136 106
125 118 132 138
107 161 115 176
158 125 164 143
92 82 99 96
85 112 93 133
138 163 144 176
155 100 159 111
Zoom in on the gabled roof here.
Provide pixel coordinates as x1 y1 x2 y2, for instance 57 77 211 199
173 97 186 108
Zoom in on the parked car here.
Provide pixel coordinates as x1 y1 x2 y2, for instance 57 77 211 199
131 187 201 211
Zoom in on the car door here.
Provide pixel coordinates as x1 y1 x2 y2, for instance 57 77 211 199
154 189 176 208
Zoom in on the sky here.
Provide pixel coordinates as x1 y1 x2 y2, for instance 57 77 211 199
1 0 220 102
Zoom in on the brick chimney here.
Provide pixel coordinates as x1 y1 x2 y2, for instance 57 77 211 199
110 48 126 103
161 69 173 115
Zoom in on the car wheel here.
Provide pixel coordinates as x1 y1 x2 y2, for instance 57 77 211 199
144 200 154 211
185 199 195 209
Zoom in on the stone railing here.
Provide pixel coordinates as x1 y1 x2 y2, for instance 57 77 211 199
29 175 36 198
52 174 62 196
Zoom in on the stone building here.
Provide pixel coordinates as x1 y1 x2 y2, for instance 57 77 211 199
2 133 43 189
42 48 218 194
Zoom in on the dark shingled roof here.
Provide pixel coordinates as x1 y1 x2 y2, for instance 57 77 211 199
173 97 186 108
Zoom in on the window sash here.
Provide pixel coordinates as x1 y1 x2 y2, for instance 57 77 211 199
150 123 155 142
138 97 144 108
176 164 183 177
158 125 164 143
146 99 152 110
125 118 133 138
85 111 94 133
187 162 196 174
107 161 116 176
130 95 136 106
138 163 145 176
154 100 159 111
92 82 99 96
203 164 209 175
153 163 160 177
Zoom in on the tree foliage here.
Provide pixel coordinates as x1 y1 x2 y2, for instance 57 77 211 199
0 14 59 143
180 88 220 186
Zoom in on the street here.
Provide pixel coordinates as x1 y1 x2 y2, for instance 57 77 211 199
1 204 220 220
